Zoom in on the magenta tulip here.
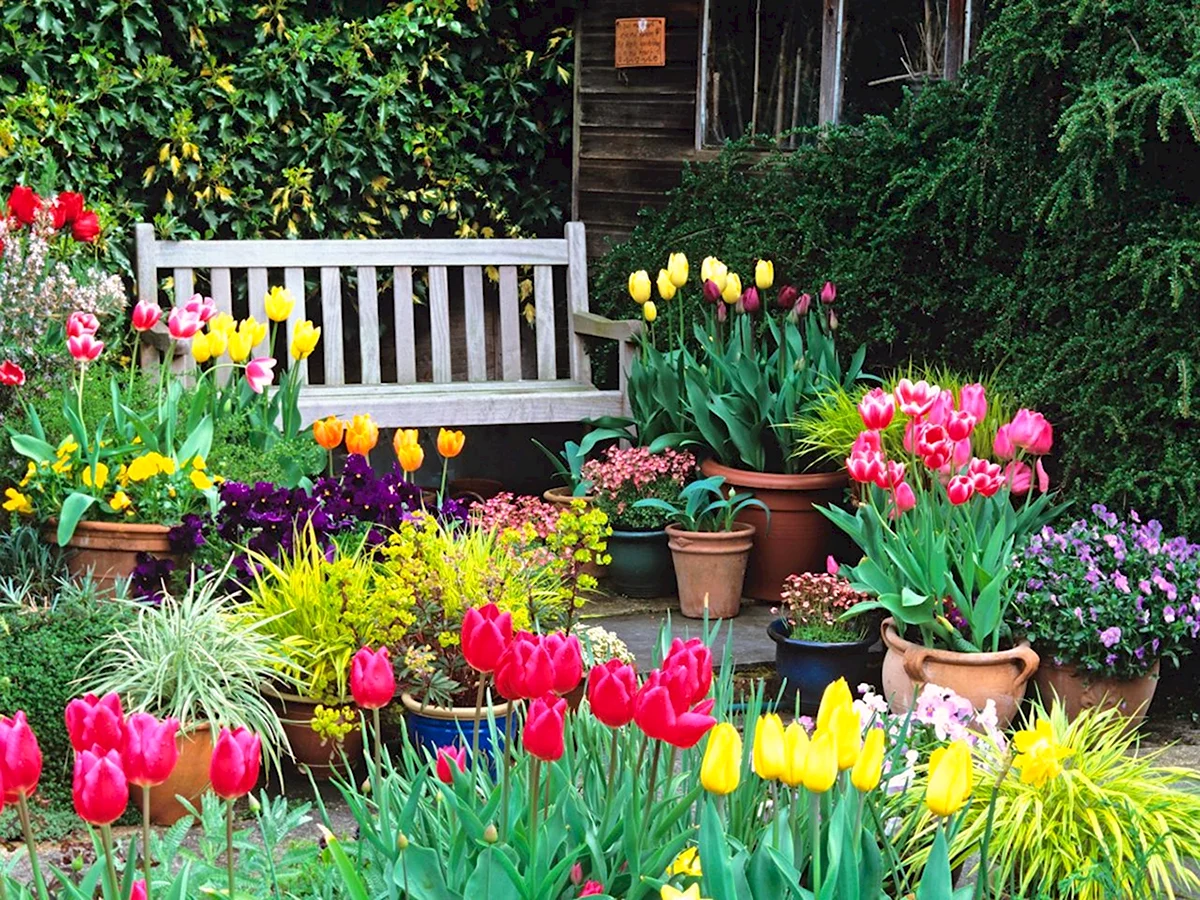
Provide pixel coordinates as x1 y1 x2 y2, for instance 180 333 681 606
121 713 180 787
890 481 917 516
795 292 812 316
993 424 1015 460
461 603 513 674
1036 458 1050 493
586 660 639 728
702 279 722 304
65 692 125 754
209 727 261 800
1004 460 1032 496
946 475 975 505
72 748 128 825
740 286 760 313
434 745 467 784
0 711 42 802
959 383 987 422
523 694 567 762
350 646 396 710
1007 408 1054 456
967 457 1004 497
858 388 895 431
846 450 884 485
946 409 976 442
820 281 837 305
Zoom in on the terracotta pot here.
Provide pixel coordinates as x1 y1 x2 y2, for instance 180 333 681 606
699 460 845 602
542 488 608 580
49 519 176 595
666 522 755 619
147 723 215 826
1034 658 1160 727
401 692 517 758
269 692 364 781
880 618 1040 728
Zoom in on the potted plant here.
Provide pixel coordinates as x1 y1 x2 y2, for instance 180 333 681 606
820 381 1063 726
1014 505 1200 726
83 571 295 824
767 571 878 714
581 445 696 597
534 438 596 507
633 474 766 618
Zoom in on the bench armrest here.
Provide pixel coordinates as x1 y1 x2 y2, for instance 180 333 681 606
572 311 642 342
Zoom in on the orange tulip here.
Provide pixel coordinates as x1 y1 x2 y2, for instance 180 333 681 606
393 428 419 454
437 428 465 458
397 441 424 474
312 417 344 451
345 414 379 457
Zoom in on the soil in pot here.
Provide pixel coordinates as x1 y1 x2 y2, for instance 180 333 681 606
880 618 1040 728
51 519 176 596
401 692 516 759
606 529 675 598
667 522 755 619
699 460 845 603
147 723 215 826
270 692 364 781
1034 659 1160 726
767 618 879 716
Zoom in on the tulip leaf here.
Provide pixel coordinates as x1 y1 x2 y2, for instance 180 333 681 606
10 432 56 462
915 827 955 900
56 492 96 546
465 848 522 900
700 796 738 900
177 415 214 466
392 844 456 900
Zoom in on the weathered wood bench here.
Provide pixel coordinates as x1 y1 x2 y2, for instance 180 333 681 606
134 222 639 426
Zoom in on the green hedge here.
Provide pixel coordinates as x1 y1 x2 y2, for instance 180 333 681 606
0 0 574 273
593 0 1200 535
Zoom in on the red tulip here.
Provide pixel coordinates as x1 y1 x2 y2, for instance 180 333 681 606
0 711 43 801
8 186 41 225
461 603 513 674
131 880 148 900
72 748 128 825
946 475 975 505
632 672 715 749
65 692 125 754
67 333 104 363
131 300 163 332
121 713 180 787
702 279 722 304
0 361 25 386
858 389 895 431
71 210 100 243
66 311 100 337
895 378 941 418
777 285 799 309
662 638 713 706
209 727 261 800
350 646 395 710
820 281 837 305
544 632 583 695
967 458 1004 498
522 694 567 762
55 191 85 225
494 632 554 701
586 660 638 728
434 745 467 784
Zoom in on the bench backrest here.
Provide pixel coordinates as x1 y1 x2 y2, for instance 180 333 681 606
134 222 592 388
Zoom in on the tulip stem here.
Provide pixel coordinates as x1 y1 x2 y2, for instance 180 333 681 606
667 746 678 799
607 728 619 788
809 791 822 895
372 707 384 804
528 759 541 881
142 786 154 900
439 458 449 505
100 825 120 900
501 707 515 842
643 741 662 824
16 796 48 900
471 675 487 778
225 801 236 899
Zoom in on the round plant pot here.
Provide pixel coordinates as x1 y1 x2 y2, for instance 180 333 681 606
49 519 176 596
606 528 675 598
1033 658 1160 727
269 692 364 781
450 478 505 504
699 460 846 602
542 488 607 581
767 618 877 716
147 723 215 826
666 522 755 619
880 618 1040 728
401 692 516 759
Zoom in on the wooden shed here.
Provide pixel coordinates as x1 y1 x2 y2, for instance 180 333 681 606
572 0 981 257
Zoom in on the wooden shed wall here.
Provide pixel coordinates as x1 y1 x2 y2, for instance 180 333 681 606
573 0 703 258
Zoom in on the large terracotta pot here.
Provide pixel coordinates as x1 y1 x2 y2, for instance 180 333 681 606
666 522 755 619
542 487 608 580
1034 658 1160 726
49 519 176 595
269 692 364 781
401 692 517 759
147 723 215 826
880 618 1040 728
699 460 845 602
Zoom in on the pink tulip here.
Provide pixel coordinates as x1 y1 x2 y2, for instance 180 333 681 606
858 389 895 431
1036 458 1050 493
846 451 884 485
121 713 181 787
131 300 163 332
0 711 42 802
1008 408 1053 456
967 458 1004 497
946 410 976 443
350 646 396 710
874 459 906 490
167 306 202 340
926 391 953 427
434 745 467 784
777 285 799 309
820 281 837 304
852 430 882 455
209 727 261 800
946 475 975 505
741 286 761 313
72 748 128 826
826 555 840 576
67 334 104 362
131 880 148 900
184 293 218 323
716 302 727 323
894 379 941 417
795 292 812 316
916 423 953 469
66 311 100 338
245 357 276 394
993 424 1014 460
959 383 987 421
65 692 125 754
890 481 917 516
1004 461 1032 495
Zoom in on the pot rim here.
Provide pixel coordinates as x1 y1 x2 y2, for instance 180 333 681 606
700 459 846 491
542 486 594 504
263 687 352 707
608 527 668 538
47 517 174 536
767 617 874 650
665 521 756 540
400 691 518 720
881 617 1035 664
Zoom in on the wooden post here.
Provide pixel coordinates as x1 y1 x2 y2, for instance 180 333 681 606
817 0 845 126
134 224 160 372
944 0 967 81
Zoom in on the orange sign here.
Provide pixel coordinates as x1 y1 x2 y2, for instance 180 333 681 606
615 17 666 68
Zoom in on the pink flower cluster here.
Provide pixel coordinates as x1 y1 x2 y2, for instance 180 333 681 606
581 445 696 496
777 571 870 634
848 380 1053 516
471 492 561 539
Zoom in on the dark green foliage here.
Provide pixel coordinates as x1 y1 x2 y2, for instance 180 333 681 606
593 0 1200 534
0 0 575 274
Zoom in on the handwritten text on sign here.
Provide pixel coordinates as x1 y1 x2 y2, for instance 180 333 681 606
615 17 666 68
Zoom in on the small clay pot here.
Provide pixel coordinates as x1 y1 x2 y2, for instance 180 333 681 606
147 723 215 825
666 522 755 619
50 519 176 596
1033 658 1160 727
268 692 364 781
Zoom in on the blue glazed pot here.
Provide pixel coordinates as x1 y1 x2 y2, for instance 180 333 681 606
767 618 878 716
401 693 516 760
607 528 675 598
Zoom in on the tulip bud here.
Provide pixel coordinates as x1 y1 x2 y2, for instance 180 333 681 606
780 722 810 788
523 694 568 762
751 714 786 781
628 270 652 304
816 677 854 732
802 729 839 794
700 722 741 796
754 259 774 290
570 862 584 885
462 603 514 674
830 704 861 771
702 279 722 305
483 824 498 844
351 646 396 710
851 728 885 792
397 832 410 851
643 300 657 323
926 741 973 817
741 286 760 313
721 272 742 304
209 727 261 800
828 309 839 331
777 285 799 309
820 281 837 304
716 302 727 323
667 252 689 287
656 269 676 301
70 855 84 873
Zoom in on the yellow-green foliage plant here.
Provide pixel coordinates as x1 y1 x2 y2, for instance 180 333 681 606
900 702 1200 900
245 526 415 704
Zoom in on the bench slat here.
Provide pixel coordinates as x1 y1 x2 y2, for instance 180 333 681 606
534 265 556 380
156 238 569 269
321 267 345 386
565 222 591 384
498 266 521 381
284 267 307 384
247 267 269 357
394 267 416 384
357 266 382 385
463 266 486 382
428 266 452 384
173 268 196 375
210 268 233 386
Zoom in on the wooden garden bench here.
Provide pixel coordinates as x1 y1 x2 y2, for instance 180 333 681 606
134 222 639 426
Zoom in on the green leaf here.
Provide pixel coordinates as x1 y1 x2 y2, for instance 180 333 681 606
699 797 738 900
915 827 954 900
57 493 97 545
393 845 456 900
464 848 521 900
10 433 56 462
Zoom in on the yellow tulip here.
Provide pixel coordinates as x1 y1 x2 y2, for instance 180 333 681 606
437 428 466 458
700 722 741 796
831 704 862 771
666 847 702 878
816 677 854 732
780 721 810 788
851 728 885 792
290 320 321 361
755 259 774 290
701 257 728 292
628 270 652 304
721 272 741 304
926 740 974 817
751 714 786 782
394 428 419 449
700 256 720 282
656 269 676 301
227 330 253 363
667 252 689 287
661 886 706 900
191 331 212 364
206 327 228 358
643 301 658 323
264 285 295 322
802 728 839 794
